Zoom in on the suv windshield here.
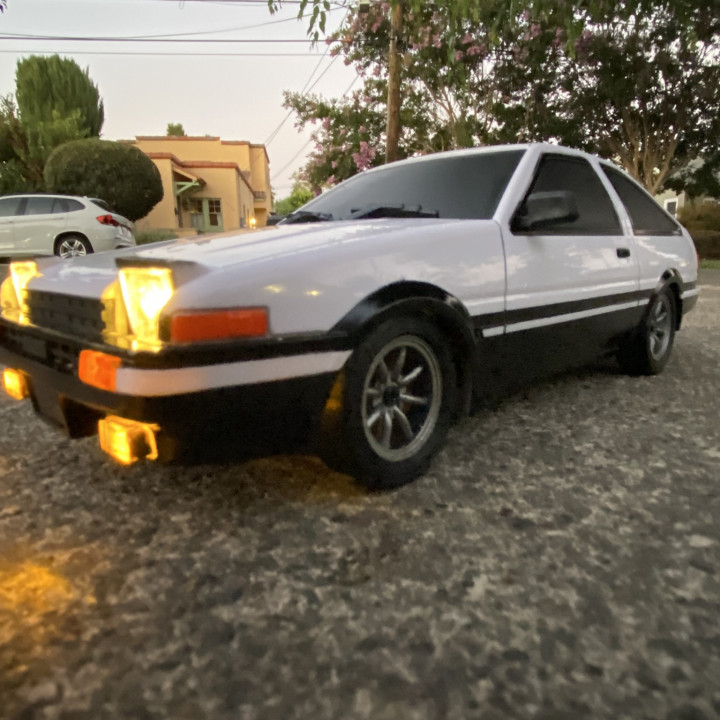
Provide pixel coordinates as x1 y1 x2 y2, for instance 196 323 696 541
295 149 525 222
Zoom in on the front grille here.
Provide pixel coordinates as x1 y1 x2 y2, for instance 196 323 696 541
3 325 80 376
26 290 105 344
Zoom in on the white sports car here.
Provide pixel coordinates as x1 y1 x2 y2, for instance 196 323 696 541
0 144 699 488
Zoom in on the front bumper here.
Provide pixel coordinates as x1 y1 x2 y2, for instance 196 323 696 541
0 319 348 462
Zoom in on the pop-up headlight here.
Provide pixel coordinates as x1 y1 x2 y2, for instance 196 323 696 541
118 266 174 351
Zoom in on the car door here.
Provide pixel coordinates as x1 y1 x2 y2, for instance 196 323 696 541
0 197 23 254
13 195 66 255
497 151 642 374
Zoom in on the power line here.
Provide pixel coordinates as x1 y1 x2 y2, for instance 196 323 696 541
0 49 327 57
0 34 315 43
0 15 305 40
270 74 358 182
264 53 337 145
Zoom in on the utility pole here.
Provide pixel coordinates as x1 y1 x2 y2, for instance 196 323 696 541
385 1 403 163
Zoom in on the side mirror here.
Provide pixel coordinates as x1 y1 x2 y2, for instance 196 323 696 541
512 191 579 232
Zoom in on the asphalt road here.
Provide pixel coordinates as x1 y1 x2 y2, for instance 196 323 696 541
1 275 719 720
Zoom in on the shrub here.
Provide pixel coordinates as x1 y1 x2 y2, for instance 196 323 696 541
135 230 177 246
690 230 720 260
44 139 163 221
678 201 720 233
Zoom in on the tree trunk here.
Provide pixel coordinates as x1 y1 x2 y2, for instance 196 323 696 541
385 1 403 163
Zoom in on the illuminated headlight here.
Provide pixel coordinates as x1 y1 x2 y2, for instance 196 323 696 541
1 261 39 324
118 267 174 351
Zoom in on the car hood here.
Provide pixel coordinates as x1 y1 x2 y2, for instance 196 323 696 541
29 219 464 297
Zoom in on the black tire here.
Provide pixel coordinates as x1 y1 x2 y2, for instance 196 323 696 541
54 234 93 259
320 317 458 490
617 287 676 375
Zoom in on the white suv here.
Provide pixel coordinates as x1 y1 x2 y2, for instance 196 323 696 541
0 194 136 259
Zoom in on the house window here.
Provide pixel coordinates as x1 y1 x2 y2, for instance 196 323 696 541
665 199 678 217
208 199 222 227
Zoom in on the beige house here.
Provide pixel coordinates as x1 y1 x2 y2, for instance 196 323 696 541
128 136 272 235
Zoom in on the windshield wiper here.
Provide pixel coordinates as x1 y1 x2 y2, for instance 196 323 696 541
348 203 439 220
281 210 334 224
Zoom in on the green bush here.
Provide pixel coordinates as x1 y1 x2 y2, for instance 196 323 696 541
134 230 178 246
678 201 720 233
44 139 163 221
690 230 720 260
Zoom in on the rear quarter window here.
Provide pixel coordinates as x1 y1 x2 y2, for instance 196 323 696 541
602 166 680 236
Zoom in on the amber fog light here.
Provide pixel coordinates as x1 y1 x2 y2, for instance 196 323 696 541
98 416 159 465
2 368 29 400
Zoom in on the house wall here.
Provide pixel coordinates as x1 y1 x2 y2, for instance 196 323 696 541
129 137 272 233
135 157 177 233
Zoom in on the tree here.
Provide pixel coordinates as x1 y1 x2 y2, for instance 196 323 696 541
166 122 186 136
274 180 314 215
0 55 104 192
276 0 720 184
484 1 720 193
44 139 163 222
284 0 720 194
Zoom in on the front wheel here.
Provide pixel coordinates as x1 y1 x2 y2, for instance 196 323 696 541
618 288 676 375
320 317 458 490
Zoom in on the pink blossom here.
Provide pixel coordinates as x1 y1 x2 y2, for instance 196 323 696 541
358 125 367 133
352 141 377 172
331 160 338 169
462 33 473 45
455 50 464 61
322 117 331 130
432 34 441 48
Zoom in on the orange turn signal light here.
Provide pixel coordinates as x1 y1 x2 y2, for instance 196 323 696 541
170 308 268 343
2 368 29 400
79 350 122 392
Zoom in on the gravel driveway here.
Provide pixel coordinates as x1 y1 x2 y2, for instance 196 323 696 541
1 274 719 720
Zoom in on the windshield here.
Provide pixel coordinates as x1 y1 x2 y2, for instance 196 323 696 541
298 149 525 221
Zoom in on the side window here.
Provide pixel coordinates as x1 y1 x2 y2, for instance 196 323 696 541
602 166 680 236
518 155 622 235
0 197 22 217
24 196 55 215
52 198 70 214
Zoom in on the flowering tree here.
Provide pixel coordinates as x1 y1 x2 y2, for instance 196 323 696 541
282 0 720 194
485 1 720 192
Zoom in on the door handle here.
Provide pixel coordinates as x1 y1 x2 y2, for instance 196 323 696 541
617 247 631 259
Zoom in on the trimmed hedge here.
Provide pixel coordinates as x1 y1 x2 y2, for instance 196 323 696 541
690 230 720 260
44 139 163 221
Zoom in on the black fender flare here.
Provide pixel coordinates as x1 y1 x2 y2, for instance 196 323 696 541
331 281 476 417
654 269 685 330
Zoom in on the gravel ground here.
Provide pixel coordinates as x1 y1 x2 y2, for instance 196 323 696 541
0 275 719 720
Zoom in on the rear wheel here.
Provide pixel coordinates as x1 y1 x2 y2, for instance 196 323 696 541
55 235 93 259
618 288 676 375
320 317 458 490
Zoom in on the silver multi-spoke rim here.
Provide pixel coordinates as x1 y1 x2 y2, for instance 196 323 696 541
361 335 442 462
58 238 88 258
648 295 672 361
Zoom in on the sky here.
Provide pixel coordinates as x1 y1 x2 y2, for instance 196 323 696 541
0 0 357 197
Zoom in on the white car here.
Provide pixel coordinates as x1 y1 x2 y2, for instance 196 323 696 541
0 145 698 489
0 194 135 259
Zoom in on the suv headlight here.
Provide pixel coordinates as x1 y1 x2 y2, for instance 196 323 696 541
118 266 174 351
